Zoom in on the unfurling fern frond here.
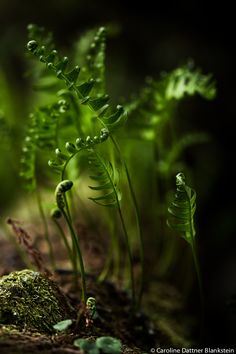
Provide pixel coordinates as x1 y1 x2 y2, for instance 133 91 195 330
48 128 109 176
167 173 204 309
20 100 68 190
27 30 126 132
167 172 196 244
88 151 121 207
55 180 73 210
27 24 54 50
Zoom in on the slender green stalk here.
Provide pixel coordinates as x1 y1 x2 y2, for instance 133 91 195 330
187 195 204 312
52 217 74 267
117 205 136 308
98 214 120 282
61 207 87 302
36 190 56 270
191 241 204 324
111 135 144 308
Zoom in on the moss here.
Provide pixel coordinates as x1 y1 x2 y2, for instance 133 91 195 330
0 269 75 333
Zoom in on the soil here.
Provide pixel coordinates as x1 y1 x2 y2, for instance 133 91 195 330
0 223 193 353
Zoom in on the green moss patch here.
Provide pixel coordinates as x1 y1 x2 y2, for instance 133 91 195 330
0 269 74 333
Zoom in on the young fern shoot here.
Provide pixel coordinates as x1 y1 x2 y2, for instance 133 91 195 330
88 150 136 308
55 180 87 302
167 173 203 305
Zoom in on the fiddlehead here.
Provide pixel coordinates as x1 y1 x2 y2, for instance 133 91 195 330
27 31 127 132
167 172 196 244
55 180 73 210
48 128 109 177
167 173 203 314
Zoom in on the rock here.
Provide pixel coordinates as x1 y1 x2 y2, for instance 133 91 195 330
0 269 75 333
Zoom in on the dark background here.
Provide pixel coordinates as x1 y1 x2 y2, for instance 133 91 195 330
0 0 235 347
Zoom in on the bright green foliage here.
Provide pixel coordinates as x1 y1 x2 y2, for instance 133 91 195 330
53 319 72 331
167 172 196 244
27 26 127 133
167 173 203 309
20 100 68 190
88 151 121 207
0 22 216 316
48 128 109 175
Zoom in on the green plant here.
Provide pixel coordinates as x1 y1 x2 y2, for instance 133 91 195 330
25 24 142 308
73 336 121 354
53 319 73 331
2 23 216 315
167 172 202 304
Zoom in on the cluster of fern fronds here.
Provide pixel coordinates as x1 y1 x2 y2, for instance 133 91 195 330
2 23 216 308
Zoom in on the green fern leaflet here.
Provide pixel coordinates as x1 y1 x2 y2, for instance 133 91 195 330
167 172 196 244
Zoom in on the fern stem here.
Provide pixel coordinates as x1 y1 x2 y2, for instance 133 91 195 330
52 218 74 268
69 94 83 135
98 213 120 282
186 187 204 326
117 205 136 308
191 242 204 322
36 190 56 270
61 207 87 303
111 135 144 308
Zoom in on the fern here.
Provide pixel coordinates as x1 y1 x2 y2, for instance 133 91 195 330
75 27 106 94
27 29 126 132
48 128 109 177
125 63 216 140
167 173 203 312
167 172 196 244
20 100 68 190
163 63 216 100
88 150 135 306
88 151 121 207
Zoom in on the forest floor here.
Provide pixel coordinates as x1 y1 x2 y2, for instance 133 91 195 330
0 222 194 353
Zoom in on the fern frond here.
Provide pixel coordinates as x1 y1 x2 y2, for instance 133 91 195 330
125 64 216 140
88 151 121 207
167 172 196 244
75 27 106 94
27 32 126 132
48 128 109 177
20 100 68 190
27 24 54 50
163 63 216 101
